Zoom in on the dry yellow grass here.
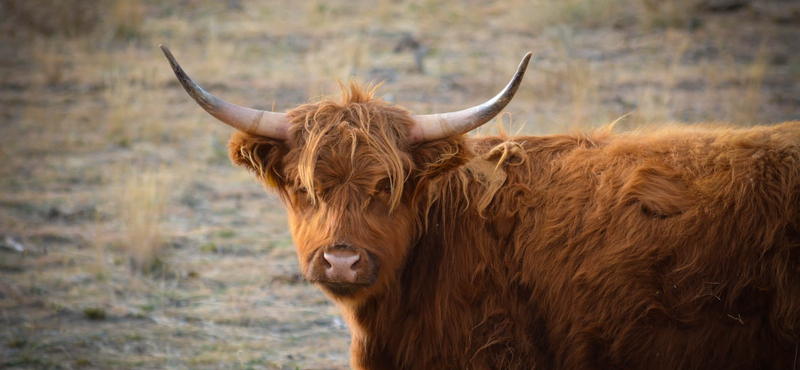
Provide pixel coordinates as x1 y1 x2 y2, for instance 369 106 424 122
115 169 169 274
736 41 770 125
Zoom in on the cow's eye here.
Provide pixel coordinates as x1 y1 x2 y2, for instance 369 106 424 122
376 180 391 195
297 187 308 194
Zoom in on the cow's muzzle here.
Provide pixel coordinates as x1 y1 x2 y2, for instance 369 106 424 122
306 244 377 296
323 248 362 283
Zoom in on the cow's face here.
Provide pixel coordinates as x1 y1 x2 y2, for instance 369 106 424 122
284 136 416 299
229 89 420 300
284 101 418 300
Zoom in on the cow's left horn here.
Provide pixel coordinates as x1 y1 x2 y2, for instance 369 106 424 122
409 52 532 143
159 45 290 140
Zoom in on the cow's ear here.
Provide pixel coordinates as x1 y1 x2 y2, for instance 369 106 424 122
228 131 288 189
412 138 471 181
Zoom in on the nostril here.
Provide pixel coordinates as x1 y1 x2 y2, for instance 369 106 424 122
321 255 332 268
322 252 334 268
350 256 361 270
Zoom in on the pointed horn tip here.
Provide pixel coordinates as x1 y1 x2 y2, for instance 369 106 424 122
159 44 174 60
520 52 532 70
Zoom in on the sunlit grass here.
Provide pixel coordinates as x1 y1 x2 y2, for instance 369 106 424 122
116 169 169 274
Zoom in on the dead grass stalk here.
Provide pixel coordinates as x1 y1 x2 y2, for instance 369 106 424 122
116 169 169 274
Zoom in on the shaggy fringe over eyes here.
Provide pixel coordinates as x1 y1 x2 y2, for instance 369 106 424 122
287 81 414 211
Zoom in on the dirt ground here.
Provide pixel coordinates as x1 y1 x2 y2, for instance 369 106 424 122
0 0 798 369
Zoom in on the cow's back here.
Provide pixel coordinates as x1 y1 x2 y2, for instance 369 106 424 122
491 121 800 369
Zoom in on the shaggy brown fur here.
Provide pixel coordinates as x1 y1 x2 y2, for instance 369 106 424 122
228 84 800 370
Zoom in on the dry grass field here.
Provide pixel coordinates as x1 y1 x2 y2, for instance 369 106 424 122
0 0 798 369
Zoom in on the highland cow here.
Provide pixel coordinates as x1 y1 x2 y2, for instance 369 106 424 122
161 44 800 370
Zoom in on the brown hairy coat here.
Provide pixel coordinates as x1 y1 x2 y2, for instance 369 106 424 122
229 84 800 370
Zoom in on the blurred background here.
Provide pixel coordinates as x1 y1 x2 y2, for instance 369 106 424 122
0 0 798 369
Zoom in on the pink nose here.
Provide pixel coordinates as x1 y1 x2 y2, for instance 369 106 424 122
323 250 361 283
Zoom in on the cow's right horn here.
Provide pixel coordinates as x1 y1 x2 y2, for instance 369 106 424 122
160 45 290 140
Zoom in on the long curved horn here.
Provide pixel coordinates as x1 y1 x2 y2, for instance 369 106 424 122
409 52 532 143
159 45 289 140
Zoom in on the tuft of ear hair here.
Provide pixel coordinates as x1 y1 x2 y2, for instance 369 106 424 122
227 131 287 189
